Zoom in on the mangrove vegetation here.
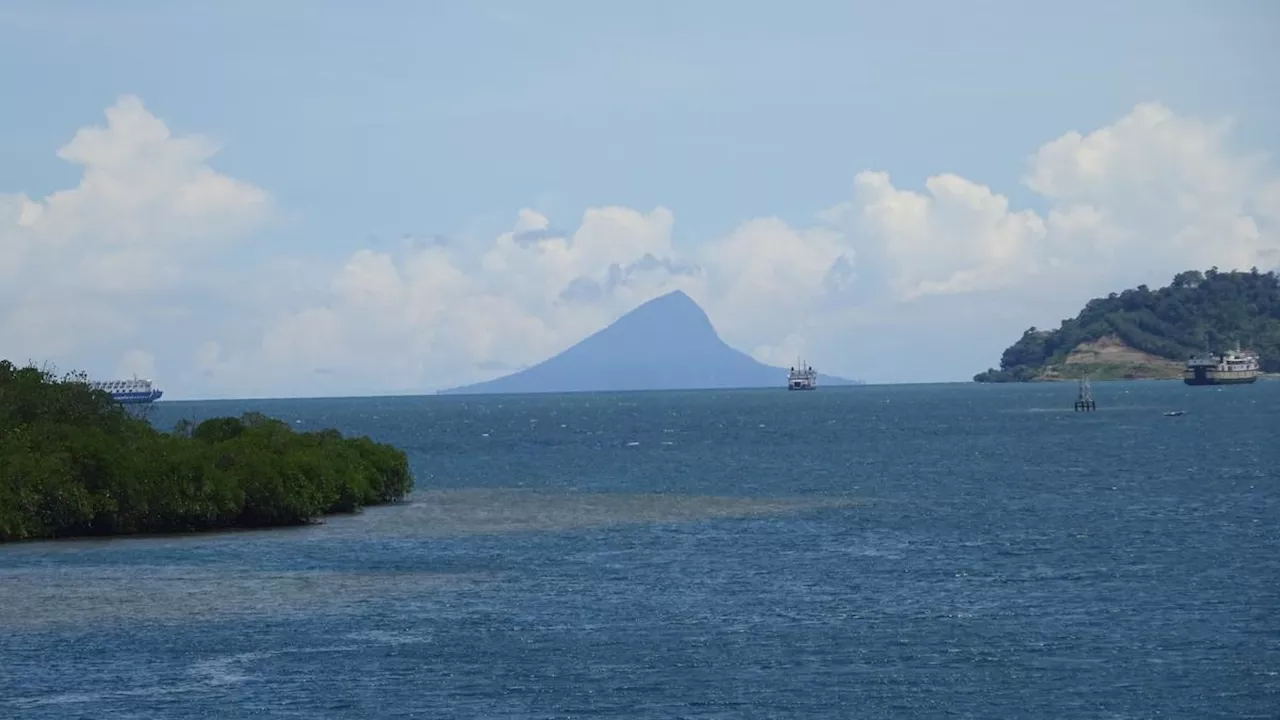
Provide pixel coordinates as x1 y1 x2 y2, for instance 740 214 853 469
0 360 413 542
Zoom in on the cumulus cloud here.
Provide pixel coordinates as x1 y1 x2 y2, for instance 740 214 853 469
1029 102 1278 284
0 95 269 370
4 97 1277 394
697 103 1277 380
198 204 704 395
224 101 1279 393
848 171 1046 299
696 217 847 358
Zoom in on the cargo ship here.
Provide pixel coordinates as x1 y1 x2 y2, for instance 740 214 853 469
86 377 165 404
1183 348 1261 386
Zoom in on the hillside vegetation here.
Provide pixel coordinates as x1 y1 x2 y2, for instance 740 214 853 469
974 268 1280 382
0 360 413 542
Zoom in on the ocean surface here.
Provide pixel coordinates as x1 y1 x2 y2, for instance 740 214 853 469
2 381 1277 718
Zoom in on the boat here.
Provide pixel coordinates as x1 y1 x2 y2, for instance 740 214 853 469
787 360 817 391
1163 410 1186 417
1183 348 1261 386
85 377 164 404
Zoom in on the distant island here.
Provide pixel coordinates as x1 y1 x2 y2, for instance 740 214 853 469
0 360 413 542
443 290 860 394
974 268 1280 382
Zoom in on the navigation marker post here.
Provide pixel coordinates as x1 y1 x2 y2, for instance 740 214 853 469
1073 375 1096 412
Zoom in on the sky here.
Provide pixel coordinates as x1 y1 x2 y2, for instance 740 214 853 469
2 0 1278 399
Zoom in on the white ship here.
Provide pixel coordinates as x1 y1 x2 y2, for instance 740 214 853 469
787 361 817 391
1183 348 1261 386
86 377 164 404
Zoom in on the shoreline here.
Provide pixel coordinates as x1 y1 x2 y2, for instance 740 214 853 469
1 362 415 544
0 498 417 546
978 373 1277 384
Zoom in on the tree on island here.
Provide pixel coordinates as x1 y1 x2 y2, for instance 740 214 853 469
0 360 413 542
974 268 1280 382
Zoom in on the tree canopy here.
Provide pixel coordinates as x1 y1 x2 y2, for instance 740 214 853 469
0 360 413 542
974 268 1280 382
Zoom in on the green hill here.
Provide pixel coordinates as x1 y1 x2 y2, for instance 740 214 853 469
974 268 1280 382
0 360 414 542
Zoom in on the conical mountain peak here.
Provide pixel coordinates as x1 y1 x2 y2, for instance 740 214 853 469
647 288 696 305
606 289 715 336
443 291 856 394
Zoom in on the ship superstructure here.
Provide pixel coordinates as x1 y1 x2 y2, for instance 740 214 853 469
787 361 817 391
1183 348 1261 386
86 377 164 404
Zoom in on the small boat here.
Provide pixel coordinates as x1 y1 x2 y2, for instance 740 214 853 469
1163 410 1186 417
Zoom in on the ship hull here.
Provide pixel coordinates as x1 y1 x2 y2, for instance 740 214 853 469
113 390 164 404
1182 349 1262 387
1183 374 1259 386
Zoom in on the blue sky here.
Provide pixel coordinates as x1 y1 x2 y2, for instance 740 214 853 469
2 1 1278 397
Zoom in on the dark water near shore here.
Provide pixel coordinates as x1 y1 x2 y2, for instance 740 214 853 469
2 381 1278 718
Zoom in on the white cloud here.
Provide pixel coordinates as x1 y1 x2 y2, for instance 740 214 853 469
678 103 1277 382
4 97 1277 394
223 101 1278 392
1027 101 1278 284
849 171 1047 299
697 216 847 356
0 95 269 370
197 204 702 395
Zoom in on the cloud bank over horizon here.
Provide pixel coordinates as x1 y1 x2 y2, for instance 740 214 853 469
3 96 1278 398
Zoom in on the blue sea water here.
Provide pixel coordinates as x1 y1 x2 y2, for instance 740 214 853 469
1 381 1278 718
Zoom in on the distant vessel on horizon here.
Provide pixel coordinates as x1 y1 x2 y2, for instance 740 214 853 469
1183 348 1260 386
787 361 817 391
86 377 164 404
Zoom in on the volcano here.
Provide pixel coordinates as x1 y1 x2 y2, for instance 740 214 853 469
442 291 857 394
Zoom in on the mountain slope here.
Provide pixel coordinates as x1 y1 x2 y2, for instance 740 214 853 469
444 291 856 394
974 268 1280 382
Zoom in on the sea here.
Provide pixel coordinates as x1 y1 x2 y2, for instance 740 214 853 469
1 381 1277 718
